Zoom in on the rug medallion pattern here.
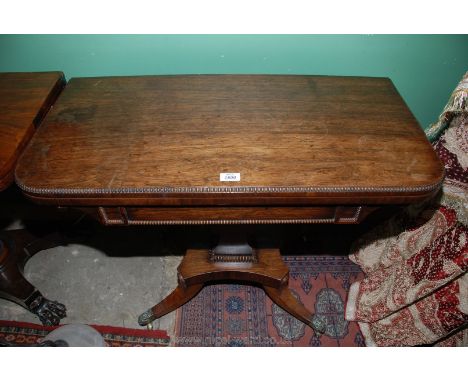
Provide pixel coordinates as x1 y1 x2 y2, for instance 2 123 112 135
175 255 365 346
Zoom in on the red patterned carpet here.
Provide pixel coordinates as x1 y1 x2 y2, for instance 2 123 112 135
175 255 366 346
0 320 170 346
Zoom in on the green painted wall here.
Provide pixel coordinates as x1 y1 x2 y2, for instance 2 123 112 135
1 35 467 129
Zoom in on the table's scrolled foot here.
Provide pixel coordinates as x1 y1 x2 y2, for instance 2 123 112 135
138 284 203 327
138 309 155 327
310 314 327 335
264 284 326 335
27 291 67 326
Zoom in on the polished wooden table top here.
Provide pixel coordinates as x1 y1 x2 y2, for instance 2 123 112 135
0 72 65 191
15 75 443 208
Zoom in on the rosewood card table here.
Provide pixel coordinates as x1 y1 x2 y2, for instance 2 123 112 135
14 75 444 332
0 71 66 325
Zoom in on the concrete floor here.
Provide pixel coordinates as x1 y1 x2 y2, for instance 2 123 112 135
0 241 182 335
0 212 188 340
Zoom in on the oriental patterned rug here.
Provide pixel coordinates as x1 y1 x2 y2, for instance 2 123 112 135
174 255 365 346
0 320 170 346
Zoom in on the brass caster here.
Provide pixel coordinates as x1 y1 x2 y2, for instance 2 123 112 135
138 308 155 327
311 314 327 336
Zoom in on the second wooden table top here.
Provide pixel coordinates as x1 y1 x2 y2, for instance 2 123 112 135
0 72 64 191
15 75 443 206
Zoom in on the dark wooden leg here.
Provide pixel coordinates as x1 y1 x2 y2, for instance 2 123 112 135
0 230 66 325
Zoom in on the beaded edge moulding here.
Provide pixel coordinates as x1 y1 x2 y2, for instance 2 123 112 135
15 179 444 196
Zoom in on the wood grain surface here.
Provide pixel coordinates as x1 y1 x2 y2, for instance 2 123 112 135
0 72 65 190
15 75 443 206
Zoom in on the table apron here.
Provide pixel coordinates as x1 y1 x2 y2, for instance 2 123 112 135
94 205 378 225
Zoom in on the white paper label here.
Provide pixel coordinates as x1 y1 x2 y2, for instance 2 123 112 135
220 173 241 182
